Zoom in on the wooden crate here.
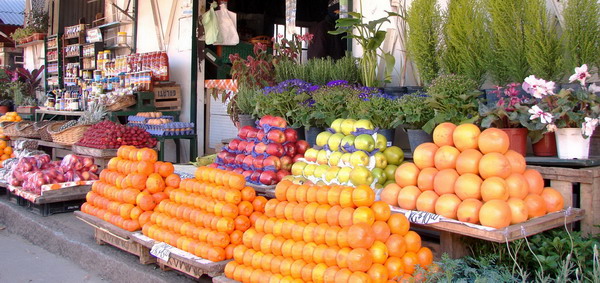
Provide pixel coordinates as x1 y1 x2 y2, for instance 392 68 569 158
528 165 600 236
72 145 118 158
154 85 181 111
75 211 155 265
8 185 91 216
131 233 231 279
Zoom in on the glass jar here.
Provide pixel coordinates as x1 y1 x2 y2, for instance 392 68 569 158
117 32 127 45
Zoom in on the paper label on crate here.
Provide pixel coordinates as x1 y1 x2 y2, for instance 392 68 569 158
390 206 441 224
151 242 173 261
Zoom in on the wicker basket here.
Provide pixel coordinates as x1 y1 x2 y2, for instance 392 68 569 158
48 123 91 146
35 121 64 142
13 121 37 138
106 95 136 112
0 121 18 137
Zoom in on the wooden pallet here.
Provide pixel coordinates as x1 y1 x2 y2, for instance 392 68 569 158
154 85 181 111
75 211 155 264
72 145 119 158
131 233 231 279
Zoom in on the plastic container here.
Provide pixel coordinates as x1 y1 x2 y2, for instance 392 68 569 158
117 32 127 45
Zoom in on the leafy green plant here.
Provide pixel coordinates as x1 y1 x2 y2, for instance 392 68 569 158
274 55 360 86
10 27 34 43
441 0 490 85
405 0 441 85
479 83 531 129
423 74 481 133
303 82 361 128
26 8 48 33
397 93 435 130
224 87 260 124
330 3 398 87
563 0 600 71
347 91 403 129
523 0 564 81
487 0 529 84
253 80 315 128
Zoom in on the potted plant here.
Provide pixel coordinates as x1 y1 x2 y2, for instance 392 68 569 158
405 0 441 86
524 64 600 159
274 55 360 86
479 83 531 155
231 87 260 128
563 0 600 72
253 79 316 129
26 7 48 40
398 93 435 151
422 74 481 133
524 0 563 82
330 3 398 87
347 89 403 143
4 66 45 108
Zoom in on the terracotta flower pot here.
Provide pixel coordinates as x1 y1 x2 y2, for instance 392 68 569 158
500 128 528 156
532 132 557 157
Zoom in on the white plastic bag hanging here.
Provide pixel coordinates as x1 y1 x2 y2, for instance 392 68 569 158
214 3 239 45
202 2 220 45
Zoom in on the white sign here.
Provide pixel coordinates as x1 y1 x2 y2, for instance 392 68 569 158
87 28 102 43
150 242 173 261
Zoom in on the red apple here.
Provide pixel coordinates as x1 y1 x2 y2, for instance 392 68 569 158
242 155 254 170
238 126 256 140
233 168 245 175
208 163 219 168
276 170 291 182
228 139 241 151
295 140 309 154
259 170 277 185
89 165 99 173
254 142 268 154
257 129 267 141
250 170 263 183
244 141 255 154
280 156 293 171
263 156 281 171
266 143 285 157
259 115 287 128
292 154 303 163
283 142 296 157
237 140 249 152
252 155 265 170
284 128 298 142
242 170 253 179
246 127 259 139
267 129 286 144
223 152 236 164
235 154 246 165
83 157 95 167
217 150 229 163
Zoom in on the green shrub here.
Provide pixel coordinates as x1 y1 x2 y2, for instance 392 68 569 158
406 0 441 85
563 0 600 71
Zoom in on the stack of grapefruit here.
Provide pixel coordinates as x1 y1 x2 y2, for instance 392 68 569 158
141 167 266 262
224 180 434 283
81 146 178 231
382 123 564 229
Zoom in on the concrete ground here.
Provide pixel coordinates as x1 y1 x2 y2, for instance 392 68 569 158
0 193 211 283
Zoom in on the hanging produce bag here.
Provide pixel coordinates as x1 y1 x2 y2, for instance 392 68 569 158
202 2 221 45
214 3 239 45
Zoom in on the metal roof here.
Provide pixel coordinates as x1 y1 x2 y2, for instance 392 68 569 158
0 0 25 26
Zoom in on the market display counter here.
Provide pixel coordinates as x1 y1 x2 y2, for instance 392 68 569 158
7 185 91 216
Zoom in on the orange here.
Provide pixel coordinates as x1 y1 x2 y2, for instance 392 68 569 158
541 187 564 213
481 177 509 201
455 149 483 175
416 190 439 213
333 268 352 283
337 227 350 248
456 199 483 224
413 142 439 169
313 223 329 245
479 152 512 179
323 246 339 267
523 169 545 195
453 123 481 151
417 167 438 191
380 183 401 206
241 187 256 202
416 247 434 269
224 261 238 278
301 263 316 282
395 162 420 187
524 194 547 218
324 226 340 247
369 240 389 264
434 194 461 219
478 128 510 154
295 184 309 203
302 242 317 263
348 271 372 283
385 234 406 258
397 186 421 210
157 162 175 178
275 180 292 201
347 223 375 249
323 266 340 283
138 148 158 162
433 168 459 195
293 203 307 222
336 247 352 268
136 193 156 211
327 186 342 206
454 173 483 200
401 251 419 275
315 204 331 224
433 122 457 147
312 263 328 283
507 198 529 224
371 201 391 222
434 145 461 170
479 199 512 228
291 241 307 261
384 256 404 280
404 231 422 253
146 173 166 194
346 248 373 272
352 206 375 225
339 187 355 208
387 213 409 236
504 150 526 174
303 202 319 224
367 263 389 283
302 223 318 244
338 207 355 227
352 185 375 207
505 173 530 199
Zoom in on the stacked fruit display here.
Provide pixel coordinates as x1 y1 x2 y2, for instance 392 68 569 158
141 167 266 262
224 180 434 282
291 118 404 188
81 146 178 231
213 115 309 186
382 123 565 229
76 120 157 149
0 112 23 122
0 138 14 166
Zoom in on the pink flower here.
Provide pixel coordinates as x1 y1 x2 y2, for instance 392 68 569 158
582 117 599 137
523 75 555 99
528 105 553 124
569 64 591 86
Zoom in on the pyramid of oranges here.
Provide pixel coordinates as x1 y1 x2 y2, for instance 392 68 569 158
81 146 179 232
0 112 23 122
224 180 434 283
0 138 14 167
382 123 565 229
141 167 266 262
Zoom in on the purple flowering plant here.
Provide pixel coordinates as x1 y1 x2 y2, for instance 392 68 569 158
478 82 532 129
254 79 318 128
347 87 403 129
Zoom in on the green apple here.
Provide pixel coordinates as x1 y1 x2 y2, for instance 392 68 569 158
316 131 333 147
374 183 383 190
340 135 356 152
329 151 344 166
354 119 374 131
325 166 341 182
292 176 307 184
354 134 376 152
350 151 370 167
304 148 319 163
327 133 345 152
337 167 353 183
341 153 352 166
375 134 388 151
313 164 330 179
383 146 404 165
282 175 296 182
383 180 396 187
330 118 344 133
383 164 398 181
303 164 318 178
371 167 387 184
316 150 330 165
340 119 356 135
374 152 388 169
350 166 374 186
291 161 308 176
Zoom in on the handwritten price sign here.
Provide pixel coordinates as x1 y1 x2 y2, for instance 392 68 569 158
151 242 173 261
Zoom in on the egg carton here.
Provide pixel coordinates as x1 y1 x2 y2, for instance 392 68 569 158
147 129 195 137
127 115 175 124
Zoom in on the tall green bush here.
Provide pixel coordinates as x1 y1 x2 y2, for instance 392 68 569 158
406 0 441 86
273 55 360 85
441 0 490 85
487 0 529 84
563 0 600 71
524 0 564 81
